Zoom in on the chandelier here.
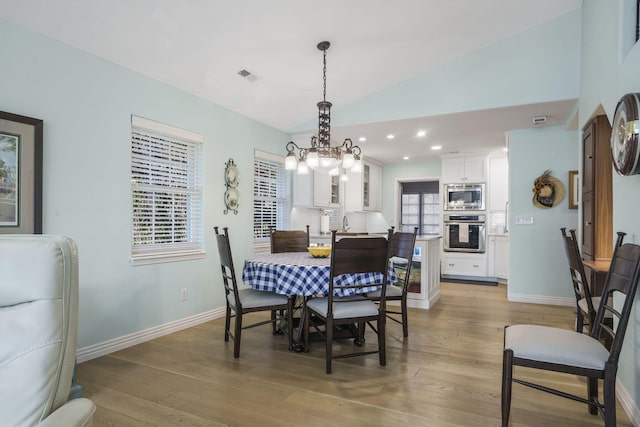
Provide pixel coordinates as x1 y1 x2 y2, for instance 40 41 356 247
285 41 362 179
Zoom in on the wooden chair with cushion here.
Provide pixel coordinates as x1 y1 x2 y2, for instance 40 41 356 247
502 232 640 427
214 227 292 358
270 225 310 253
560 227 598 333
304 230 392 374
367 226 418 337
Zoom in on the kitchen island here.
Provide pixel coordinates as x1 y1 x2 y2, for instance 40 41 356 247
310 233 442 309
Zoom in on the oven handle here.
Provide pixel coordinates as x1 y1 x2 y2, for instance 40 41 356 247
444 221 486 225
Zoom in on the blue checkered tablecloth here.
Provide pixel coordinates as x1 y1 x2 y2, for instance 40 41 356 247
242 252 396 297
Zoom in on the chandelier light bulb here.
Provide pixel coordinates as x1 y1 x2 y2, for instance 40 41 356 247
307 150 319 168
342 151 355 169
351 158 363 173
297 160 309 175
340 171 349 182
328 167 340 176
320 156 335 168
285 153 298 170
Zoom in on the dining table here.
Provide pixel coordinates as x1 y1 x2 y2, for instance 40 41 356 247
241 251 397 351
242 251 395 297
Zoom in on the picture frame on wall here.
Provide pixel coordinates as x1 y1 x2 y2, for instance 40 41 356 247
0 111 43 234
568 170 579 209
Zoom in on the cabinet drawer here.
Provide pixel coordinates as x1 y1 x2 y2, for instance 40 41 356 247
442 256 487 277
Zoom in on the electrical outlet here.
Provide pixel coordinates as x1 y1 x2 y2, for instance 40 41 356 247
515 215 534 225
181 288 188 301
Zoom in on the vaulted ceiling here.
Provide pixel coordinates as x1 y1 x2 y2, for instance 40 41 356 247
0 0 582 162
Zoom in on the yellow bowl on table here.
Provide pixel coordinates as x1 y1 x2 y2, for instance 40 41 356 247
307 246 331 258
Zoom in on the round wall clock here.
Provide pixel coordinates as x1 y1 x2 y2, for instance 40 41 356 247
611 93 640 176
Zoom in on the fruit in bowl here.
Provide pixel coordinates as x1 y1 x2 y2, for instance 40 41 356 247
307 246 331 258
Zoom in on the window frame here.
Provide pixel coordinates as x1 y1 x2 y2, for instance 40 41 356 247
253 150 291 250
130 115 204 265
400 181 440 235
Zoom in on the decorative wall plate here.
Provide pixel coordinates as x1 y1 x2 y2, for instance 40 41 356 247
611 93 640 176
225 188 239 210
224 158 239 215
225 163 239 187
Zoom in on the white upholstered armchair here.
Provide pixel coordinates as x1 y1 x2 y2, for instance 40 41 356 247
0 235 95 427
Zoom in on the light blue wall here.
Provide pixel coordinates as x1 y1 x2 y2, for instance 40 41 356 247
580 0 640 411
290 10 581 132
380 160 441 227
0 19 288 348
507 127 579 300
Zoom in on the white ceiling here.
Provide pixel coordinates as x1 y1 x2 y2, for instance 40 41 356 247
0 0 582 163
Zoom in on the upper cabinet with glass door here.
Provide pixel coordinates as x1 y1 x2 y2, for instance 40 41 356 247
345 160 382 212
313 170 341 208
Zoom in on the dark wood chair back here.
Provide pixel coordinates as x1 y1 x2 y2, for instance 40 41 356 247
270 225 310 253
592 232 640 358
328 230 392 307
389 227 419 296
560 227 596 331
214 226 240 308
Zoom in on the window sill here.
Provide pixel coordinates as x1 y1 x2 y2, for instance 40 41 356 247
130 250 205 266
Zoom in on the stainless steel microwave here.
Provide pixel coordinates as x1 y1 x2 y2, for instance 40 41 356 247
443 183 485 211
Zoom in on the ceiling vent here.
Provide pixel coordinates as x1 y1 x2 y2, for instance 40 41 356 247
532 115 547 125
237 69 259 82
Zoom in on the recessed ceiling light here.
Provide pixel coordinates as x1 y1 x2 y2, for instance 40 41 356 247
403 156 410 160
417 130 427 137
503 147 509 152
431 145 442 150
387 134 395 139
358 137 367 142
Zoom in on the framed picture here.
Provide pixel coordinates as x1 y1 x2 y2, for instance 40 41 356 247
0 111 43 234
568 170 579 209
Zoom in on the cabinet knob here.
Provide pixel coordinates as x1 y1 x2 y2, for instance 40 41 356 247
473 264 479 268
587 155 593 160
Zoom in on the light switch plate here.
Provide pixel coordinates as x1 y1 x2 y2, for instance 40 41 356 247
515 215 534 225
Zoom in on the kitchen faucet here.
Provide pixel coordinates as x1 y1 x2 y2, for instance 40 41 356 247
342 215 350 232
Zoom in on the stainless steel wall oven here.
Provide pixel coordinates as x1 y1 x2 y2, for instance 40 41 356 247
443 213 486 253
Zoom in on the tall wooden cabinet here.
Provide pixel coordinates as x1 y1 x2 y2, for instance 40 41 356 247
581 115 613 261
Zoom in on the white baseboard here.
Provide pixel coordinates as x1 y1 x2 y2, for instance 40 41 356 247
76 307 226 363
507 292 574 307
617 378 640 426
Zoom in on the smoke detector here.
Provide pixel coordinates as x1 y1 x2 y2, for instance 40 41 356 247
532 115 547 125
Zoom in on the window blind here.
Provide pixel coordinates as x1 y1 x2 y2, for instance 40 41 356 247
253 152 290 243
131 116 204 264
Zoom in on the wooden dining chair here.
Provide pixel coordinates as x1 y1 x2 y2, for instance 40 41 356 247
502 232 640 427
304 230 392 374
270 225 310 253
560 227 598 333
367 227 418 337
214 226 292 358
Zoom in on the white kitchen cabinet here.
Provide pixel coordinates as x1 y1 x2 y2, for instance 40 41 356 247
292 170 314 208
441 252 488 277
367 162 382 211
344 161 382 212
487 235 509 282
441 155 487 183
488 156 509 212
313 171 341 208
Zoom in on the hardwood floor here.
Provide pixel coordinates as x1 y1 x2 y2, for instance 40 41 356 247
77 282 633 426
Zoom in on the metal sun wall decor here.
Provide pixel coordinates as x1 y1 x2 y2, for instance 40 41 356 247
532 170 565 209
224 158 239 215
